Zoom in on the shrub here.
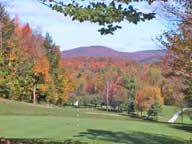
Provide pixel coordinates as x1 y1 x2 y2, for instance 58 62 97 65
147 101 162 120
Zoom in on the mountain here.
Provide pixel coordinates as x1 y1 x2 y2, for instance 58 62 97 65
62 46 166 63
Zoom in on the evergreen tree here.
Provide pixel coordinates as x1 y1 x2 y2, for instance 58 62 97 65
44 32 60 74
122 76 136 113
147 101 162 120
0 3 15 98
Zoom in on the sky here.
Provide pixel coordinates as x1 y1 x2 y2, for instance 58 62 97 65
4 0 167 52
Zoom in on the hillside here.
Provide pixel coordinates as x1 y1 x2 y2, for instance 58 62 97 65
62 46 166 63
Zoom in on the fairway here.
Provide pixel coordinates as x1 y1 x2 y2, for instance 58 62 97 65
0 100 191 144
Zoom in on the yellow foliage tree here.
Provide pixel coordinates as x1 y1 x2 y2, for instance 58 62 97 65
135 86 163 115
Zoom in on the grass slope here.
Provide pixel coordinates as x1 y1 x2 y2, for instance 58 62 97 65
0 99 191 144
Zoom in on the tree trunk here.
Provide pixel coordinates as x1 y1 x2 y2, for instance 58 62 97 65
33 84 37 104
106 81 109 112
180 107 183 123
0 23 2 49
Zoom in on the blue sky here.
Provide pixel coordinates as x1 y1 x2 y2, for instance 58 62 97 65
5 0 167 52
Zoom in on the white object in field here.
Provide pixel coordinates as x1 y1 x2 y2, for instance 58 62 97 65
168 108 187 123
74 100 79 107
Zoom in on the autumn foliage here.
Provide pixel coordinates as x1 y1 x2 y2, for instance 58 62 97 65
33 56 50 82
0 4 167 114
135 86 163 114
0 5 74 105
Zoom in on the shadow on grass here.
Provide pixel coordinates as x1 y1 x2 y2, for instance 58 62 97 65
0 138 87 144
170 124 192 133
114 114 191 126
75 129 187 144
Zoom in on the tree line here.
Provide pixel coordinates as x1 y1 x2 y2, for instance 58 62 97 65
62 57 165 119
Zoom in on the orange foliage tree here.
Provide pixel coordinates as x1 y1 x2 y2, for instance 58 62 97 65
135 86 163 115
33 56 50 104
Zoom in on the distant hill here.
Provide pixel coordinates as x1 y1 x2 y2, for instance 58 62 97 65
62 46 166 63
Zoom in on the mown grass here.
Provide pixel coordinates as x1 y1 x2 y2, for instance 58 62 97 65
159 105 178 122
177 109 192 124
0 99 127 120
0 99 191 144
